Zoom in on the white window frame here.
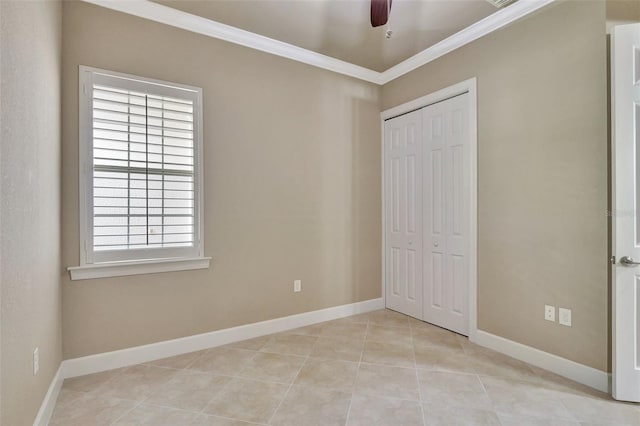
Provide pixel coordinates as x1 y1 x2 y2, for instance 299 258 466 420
68 66 210 280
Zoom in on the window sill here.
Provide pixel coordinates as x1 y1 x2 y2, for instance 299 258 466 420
67 257 211 281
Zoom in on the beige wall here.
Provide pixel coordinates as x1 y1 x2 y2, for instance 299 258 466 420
0 1 63 424
383 0 609 371
61 2 382 359
606 0 640 31
61 0 613 374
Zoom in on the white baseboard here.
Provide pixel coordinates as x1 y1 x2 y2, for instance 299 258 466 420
62 297 384 379
31 298 382 425
471 330 610 393
33 364 64 426
37 301 612 425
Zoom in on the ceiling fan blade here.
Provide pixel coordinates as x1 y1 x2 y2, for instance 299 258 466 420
371 0 392 27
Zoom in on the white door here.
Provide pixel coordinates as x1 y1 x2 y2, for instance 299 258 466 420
384 110 423 318
612 23 640 403
423 94 470 335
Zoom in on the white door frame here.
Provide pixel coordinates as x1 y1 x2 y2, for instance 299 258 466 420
611 23 640 402
380 78 478 339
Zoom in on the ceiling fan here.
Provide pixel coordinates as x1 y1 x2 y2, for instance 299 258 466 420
370 0 519 38
370 0 393 38
370 0 392 28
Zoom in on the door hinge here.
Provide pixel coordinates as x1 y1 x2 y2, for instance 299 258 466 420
611 256 616 265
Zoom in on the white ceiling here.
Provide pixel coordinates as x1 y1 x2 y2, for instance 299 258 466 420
153 0 501 71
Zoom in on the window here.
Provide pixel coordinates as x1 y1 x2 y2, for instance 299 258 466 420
69 67 209 280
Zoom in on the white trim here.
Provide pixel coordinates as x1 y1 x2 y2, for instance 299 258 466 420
68 256 212 280
381 78 477 120
80 0 555 85
468 81 479 341
380 78 478 340
33 298 381 423
378 0 555 84
33 364 64 426
78 66 90 267
81 0 383 85
611 22 640 403
472 330 611 393
380 118 386 308
75 65 207 276
62 298 384 378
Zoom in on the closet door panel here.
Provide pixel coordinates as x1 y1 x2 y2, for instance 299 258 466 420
423 94 470 335
384 110 423 319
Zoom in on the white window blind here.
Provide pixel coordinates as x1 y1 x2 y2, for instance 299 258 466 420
79 67 204 266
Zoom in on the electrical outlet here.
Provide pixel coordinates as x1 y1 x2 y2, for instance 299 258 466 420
294 280 301 292
33 347 39 376
544 305 555 322
559 308 572 326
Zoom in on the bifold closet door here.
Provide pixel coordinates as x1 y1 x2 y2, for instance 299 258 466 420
611 23 640 402
384 110 423 319
423 93 470 335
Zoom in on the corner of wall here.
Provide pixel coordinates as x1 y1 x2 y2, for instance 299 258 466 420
0 0 64 424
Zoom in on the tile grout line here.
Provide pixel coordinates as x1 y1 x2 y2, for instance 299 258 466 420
343 316 370 426
294 316 368 425
60 370 151 426
107 399 144 426
193 344 267 420
75 364 129 396
265 353 310 425
100 364 179 425
412 322 428 426
132 400 213 416
196 374 232 417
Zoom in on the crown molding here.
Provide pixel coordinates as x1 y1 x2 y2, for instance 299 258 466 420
82 0 384 84
379 0 556 84
82 0 555 86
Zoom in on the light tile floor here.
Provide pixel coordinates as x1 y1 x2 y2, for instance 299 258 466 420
49 309 640 426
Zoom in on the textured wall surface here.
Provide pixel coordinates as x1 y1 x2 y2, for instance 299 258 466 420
0 1 63 424
61 2 382 359
383 0 609 371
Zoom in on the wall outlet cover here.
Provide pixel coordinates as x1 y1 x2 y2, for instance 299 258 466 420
544 305 556 322
559 308 572 327
294 280 301 292
33 347 39 376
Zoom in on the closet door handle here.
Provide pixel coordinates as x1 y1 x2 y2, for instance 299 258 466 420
620 256 640 266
